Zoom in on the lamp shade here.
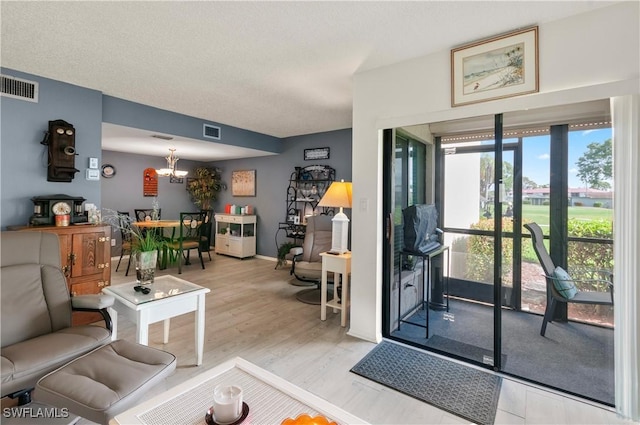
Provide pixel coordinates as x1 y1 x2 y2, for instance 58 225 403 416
318 180 352 254
318 180 352 209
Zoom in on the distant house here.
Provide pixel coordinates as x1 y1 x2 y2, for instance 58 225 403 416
522 188 549 206
522 188 613 208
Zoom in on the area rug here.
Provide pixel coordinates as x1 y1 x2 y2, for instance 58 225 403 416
351 341 502 425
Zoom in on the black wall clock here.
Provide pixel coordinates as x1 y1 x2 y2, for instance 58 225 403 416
101 164 116 178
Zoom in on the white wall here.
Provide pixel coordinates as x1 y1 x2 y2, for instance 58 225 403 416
349 1 639 343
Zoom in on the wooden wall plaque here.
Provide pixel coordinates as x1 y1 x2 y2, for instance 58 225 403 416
143 168 158 197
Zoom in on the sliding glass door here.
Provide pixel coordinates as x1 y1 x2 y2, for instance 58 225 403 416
382 130 429 341
382 101 615 405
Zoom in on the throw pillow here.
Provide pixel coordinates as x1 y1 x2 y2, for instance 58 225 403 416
552 266 578 299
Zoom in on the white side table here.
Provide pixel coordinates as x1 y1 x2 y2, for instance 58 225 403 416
102 275 210 366
320 251 351 327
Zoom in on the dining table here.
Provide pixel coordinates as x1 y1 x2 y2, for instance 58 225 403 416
132 220 181 269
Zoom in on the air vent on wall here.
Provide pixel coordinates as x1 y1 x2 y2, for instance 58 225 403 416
1 74 39 102
203 124 221 140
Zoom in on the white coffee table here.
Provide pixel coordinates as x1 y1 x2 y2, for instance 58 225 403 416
110 357 368 425
102 275 210 365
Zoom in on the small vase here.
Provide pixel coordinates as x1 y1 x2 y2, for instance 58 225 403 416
135 250 158 285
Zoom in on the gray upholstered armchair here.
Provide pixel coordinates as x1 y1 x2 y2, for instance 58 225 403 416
290 215 334 304
0 231 114 404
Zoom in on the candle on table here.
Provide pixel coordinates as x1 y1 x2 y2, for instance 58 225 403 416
213 385 243 423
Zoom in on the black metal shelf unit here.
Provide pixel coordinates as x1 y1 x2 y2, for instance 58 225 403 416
281 165 336 245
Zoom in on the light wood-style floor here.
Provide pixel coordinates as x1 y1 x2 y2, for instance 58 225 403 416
107 254 632 425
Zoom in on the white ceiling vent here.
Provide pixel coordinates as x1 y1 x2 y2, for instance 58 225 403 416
203 124 221 140
1 74 39 102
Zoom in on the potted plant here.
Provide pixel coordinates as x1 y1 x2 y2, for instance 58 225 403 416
104 209 165 284
132 231 164 285
187 167 226 210
276 241 299 269
187 167 226 254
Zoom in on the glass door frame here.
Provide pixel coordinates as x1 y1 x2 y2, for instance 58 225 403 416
438 140 523 309
382 111 615 403
383 115 511 372
382 129 429 338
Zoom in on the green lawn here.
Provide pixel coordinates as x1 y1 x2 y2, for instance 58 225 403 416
522 204 613 232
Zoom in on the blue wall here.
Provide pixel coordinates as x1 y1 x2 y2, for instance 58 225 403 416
0 68 287 229
2 68 353 259
1 68 104 228
100 151 206 219
100 128 352 258
212 129 352 257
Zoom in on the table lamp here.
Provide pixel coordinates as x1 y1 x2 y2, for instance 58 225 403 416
318 180 352 254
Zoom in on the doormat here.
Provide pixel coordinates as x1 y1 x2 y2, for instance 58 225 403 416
351 341 502 425
426 335 507 368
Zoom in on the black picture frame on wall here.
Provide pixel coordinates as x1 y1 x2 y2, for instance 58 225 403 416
304 147 330 161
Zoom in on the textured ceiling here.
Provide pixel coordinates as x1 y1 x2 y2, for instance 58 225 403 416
1 1 615 158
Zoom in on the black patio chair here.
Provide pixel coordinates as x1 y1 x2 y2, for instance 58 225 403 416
524 222 613 337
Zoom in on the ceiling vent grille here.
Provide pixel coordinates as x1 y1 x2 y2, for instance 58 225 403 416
1 74 39 102
203 124 221 140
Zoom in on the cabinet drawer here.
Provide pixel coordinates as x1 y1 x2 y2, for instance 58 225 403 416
222 216 242 224
70 280 107 297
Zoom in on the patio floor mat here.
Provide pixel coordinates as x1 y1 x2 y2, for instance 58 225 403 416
351 341 502 425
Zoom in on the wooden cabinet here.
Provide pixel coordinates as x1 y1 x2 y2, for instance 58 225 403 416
12 224 112 325
214 214 256 259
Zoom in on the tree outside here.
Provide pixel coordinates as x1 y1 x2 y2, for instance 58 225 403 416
576 139 612 190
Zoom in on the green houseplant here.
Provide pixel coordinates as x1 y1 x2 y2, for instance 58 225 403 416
187 167 226 210
187 168 226 256
104 209 165 284
276 241 299 269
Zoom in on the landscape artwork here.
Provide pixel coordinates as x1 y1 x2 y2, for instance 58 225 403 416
451 27 538 107
462 42 525 95
232 169 256 197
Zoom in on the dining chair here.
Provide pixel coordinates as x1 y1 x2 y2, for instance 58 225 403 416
115 211 134 276
199 209 214 261
134 208 161 222
166 211 206 274
134 208 162 238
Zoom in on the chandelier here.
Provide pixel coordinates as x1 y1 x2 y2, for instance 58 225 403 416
156 148 188 177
